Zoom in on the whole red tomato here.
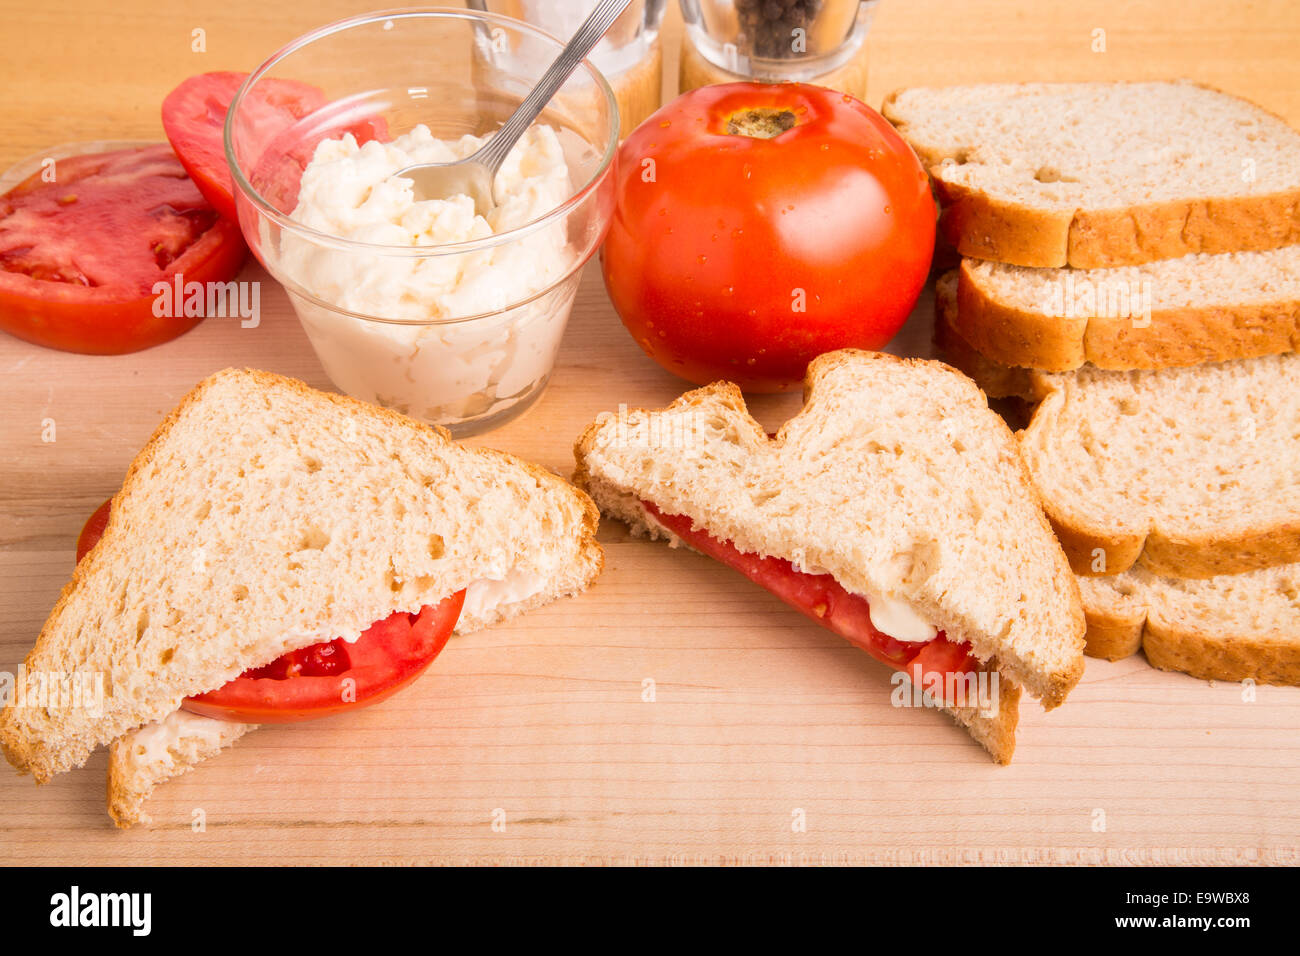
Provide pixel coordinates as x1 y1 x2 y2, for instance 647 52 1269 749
601 83 935 392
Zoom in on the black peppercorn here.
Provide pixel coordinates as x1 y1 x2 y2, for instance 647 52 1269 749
734 0 826 59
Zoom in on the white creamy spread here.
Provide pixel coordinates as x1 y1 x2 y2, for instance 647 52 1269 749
645 510 940 646
462 568 552 624
863 594 938 643
274 123 578 426
127 709 233 767
789 554 938 643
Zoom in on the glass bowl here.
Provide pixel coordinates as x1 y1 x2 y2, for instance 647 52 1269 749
225 7 619 436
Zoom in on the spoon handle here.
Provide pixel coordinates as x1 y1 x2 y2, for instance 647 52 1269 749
476 0 632 174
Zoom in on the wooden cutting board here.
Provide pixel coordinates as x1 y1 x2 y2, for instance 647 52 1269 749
2 0 1298 864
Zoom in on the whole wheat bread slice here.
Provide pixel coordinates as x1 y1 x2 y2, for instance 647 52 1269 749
106 529 587 831
1014 353 1300 579
0 368 602 785
953 247 1300 372
1078 563 1300 685
934 271 1047 403
882 81 1300 269
107 712 257 827
574 350 1085 762
936 283 1300 578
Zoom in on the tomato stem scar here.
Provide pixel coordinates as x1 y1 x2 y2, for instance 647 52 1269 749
725 108 798 139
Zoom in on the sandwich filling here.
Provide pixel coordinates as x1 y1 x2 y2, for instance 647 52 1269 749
461 568 552 623
180 594 465 723
76 499 472 725
124 709 251 766
642 502 987 705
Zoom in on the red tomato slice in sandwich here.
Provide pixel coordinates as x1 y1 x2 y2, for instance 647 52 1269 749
182 595 464 723
75 498 113 565
643 503 983 697
76 499 462 723
0 144 246 354
162 71 389 221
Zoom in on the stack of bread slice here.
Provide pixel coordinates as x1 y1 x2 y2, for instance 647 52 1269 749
883 81 1300 684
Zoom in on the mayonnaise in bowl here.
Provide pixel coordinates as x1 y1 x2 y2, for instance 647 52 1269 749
271 123 581 428
225 10 619 435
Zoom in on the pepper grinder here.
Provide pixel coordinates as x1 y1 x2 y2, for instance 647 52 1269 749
678 0 878 100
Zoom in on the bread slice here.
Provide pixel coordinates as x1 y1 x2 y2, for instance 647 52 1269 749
882 82 1300 269
0 368 602 785
934 270 1046 403
953 248 1300 372
1078 563 1300 685
574 350 1086 761
1015 353 1300 579
937 279 1300 579
108 711 257 827
104 503 607 832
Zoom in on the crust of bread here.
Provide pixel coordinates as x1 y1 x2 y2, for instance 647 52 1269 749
574 351 1087 761
933 271 1047 402
950 678 1021 765
935 289 1300 579
932 176 1077 269
1023 387 1300 580
1 368 602 785
881 83 1300 270
1080 584 1300 685
953 259 1300 373
107 717 257 828
935 185 1300 270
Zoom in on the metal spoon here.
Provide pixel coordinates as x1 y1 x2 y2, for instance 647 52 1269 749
395 0 632 213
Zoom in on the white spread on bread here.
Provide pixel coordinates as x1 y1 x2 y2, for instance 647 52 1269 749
126 709 242 767
462 568 552 623
646 506 939 645
788 555 938 644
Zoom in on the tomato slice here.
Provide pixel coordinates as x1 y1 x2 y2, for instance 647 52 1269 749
181 594 465 723
163 72 322 222
0 144 246 354
74 498 112 564
162 71 389 221
76 498 463 723
643 502 983 696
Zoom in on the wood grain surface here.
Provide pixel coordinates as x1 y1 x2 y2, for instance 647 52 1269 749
1 0 1298 865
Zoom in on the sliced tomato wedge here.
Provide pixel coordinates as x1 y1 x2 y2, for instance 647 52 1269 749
76 498 462 723
0 144 246 354
643 502 983 697
162 72 323 222
182 595 464 723
74 498 112 564
162 71 389 221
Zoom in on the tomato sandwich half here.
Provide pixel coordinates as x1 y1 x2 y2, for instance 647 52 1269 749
0 369 602 826
574 350 1085 763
